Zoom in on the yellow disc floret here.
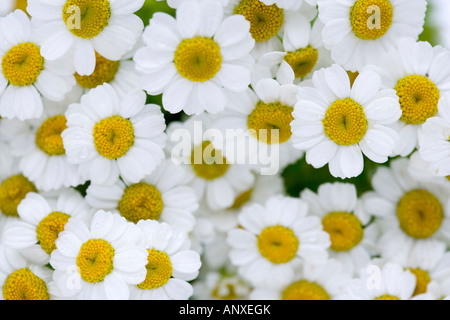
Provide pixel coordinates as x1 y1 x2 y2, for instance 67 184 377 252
174 37 222 82
118 183 164 223
15 0 29 13
2 42 44 87
347 71 359 88
137 248 172 290
36 211 71 254
350 0 393 40
93 115 134 160
62 0 111 39
282 280 330 300
322 211 364 252
374 294 401 300
191 141 230 180
322 98 368 146
395 75 440 125
234 0 284 42
76 238 115 283
284 46 319 79
35 115 68 156
396 189 443 239
3 268 49 300
407 268 431 297
247 101 294 144
0 175 37 217
257 225 299 264
75 52 120 88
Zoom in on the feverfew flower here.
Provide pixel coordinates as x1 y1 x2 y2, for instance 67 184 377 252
362 158 450 271
227 195 330 289
28 0 145 76
300 182 378 277
373 38 450 157
129 220 202 300
85 158 199 232
0 10 75 120
49 210 148 300
318 0 427 71
62 83 166 186
134 0 255 115
291 64 401 179
2 190 92 265
249 259 351 300
0 244 54 300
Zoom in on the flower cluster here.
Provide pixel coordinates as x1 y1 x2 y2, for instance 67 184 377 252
0 0 449 301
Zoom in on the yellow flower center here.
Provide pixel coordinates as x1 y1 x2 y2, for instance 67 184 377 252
0 175 37 217
234 0 284 42
93 115 135 160
35 115 68 156
230 189 254 210
284 46 319 79
1 42 45 87
257 225 299 264
3 268 49 300
36 211 71 255
118 183 164 223
137 249 172 290
191 141 229 180
374 294 400 300
174 37 222 82
282 280 330 300
76 238 115 283
322 98 368 146
247 101 294 144
396 189 443 239
407 268 431 297
322 211 364 252
74 52 120 89
395 75 440 125
62 0 111 39
350 0 393 40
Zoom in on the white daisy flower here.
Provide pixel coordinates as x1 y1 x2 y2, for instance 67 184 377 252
74 46 142 99
362 157 450 271
134 0 255 115
0 244 54 300
317 0 427 72
249 259 351 300
226 0 318 45
0 10 75 121
167 114 256 211
252 18 333 86
62 83 167 186
27 0 145 76
211 78 304 174
2 190 92 265
373 37 450 157
192 270 252 300
291 64 402 179
227 195 331 289
129 219 202 300
418 94 450 176
340 260 416 300
49 210 148 300
300 182 379 277
9 112 85 192
85 158 199 232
